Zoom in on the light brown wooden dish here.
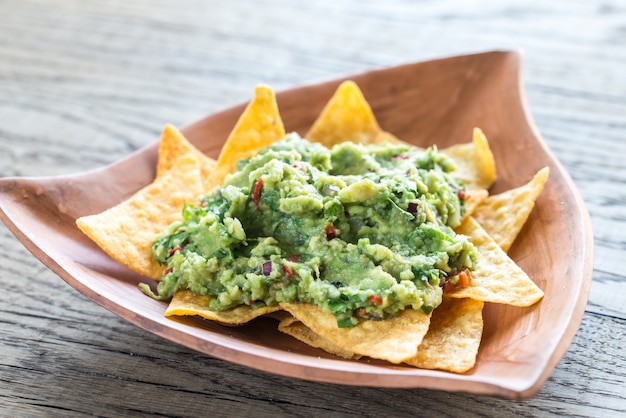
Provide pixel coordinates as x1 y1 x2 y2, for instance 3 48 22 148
0 50 593 399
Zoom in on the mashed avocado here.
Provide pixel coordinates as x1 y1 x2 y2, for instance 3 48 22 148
146 134 477 327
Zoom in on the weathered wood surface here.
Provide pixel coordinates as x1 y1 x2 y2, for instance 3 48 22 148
1 0 625 416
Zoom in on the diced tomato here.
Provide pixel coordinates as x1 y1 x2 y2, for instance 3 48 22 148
458 269 471 287
369 294 382 306
457 188 467 200
252 178 263 209
443 268 471 293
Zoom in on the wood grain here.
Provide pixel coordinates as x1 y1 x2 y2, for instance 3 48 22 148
0 50 593 398
1 0 625 416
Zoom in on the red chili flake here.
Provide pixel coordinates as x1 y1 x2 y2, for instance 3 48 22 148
324 223 336 240
393 154 410 160
168 246 182 256
457 188 467 200
252 178 263 211
284 254 301 276
163 267 173 275
369 294 382 306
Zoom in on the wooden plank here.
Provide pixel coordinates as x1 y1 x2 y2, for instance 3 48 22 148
0 0 625 415
1 277 624 416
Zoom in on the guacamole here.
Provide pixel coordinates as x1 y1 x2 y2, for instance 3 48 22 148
145 133 477 328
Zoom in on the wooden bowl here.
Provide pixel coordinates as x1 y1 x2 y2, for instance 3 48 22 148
0 50 593 399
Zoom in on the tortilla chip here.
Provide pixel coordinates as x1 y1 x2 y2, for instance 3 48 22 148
280 302 431 363
277 315 360 359
374 130 406 145
306 81 383 147
405 297 484 373
443 128 496 191
448 217 544 306
205 85 285 189
156 124 216 187
472 167 550 252
76 154 204 280
277 298 484 371
166 290 282 326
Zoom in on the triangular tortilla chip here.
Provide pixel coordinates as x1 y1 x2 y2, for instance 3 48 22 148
472 167 549 252
306 81 383 147
76 154 204 280
280 302 431 363
448 217 544 306
166 290 282 326
156 124 216 188
277 315 360 359
205 85 285 189
405 297 484 373
443 128 496 191
278 298 484 371
374 130 406 145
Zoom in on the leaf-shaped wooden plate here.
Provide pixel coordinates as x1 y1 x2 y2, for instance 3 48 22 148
0 50 592 399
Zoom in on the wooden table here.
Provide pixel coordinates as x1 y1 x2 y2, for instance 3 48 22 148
1 1 625 416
